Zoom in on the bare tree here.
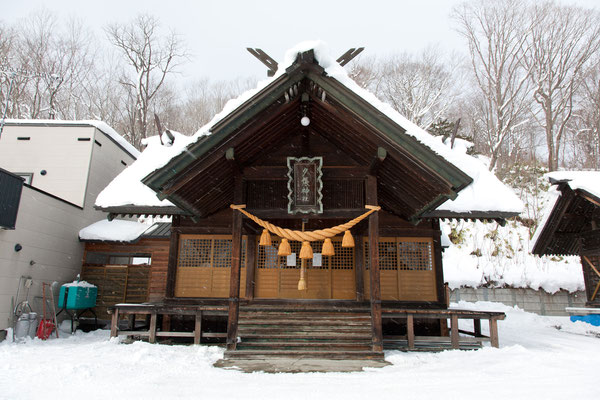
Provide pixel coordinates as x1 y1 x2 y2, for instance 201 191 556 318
568 58 600 169
105 14 188 148
375 47 458 130
525 2 600 171
453 0 535 171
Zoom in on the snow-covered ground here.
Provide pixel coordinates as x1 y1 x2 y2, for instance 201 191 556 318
1 302 598 400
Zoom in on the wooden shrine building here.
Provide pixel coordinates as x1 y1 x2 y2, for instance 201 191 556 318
86 44 522 359
532 172 600 308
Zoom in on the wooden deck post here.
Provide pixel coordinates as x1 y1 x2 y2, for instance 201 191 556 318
407 314 415 350
226 173 244 351
110 308 119 338
194 311 202 345
451 314 459 349
366 175 383 352
489 317 499 348
149 312 157 344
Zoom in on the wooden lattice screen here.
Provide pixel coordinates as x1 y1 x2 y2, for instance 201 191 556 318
174 235 246 298
364 237 436 301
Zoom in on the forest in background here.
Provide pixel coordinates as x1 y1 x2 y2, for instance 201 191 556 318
1 0 599 231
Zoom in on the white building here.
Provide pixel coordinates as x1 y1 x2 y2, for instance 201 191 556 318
0 120 139 338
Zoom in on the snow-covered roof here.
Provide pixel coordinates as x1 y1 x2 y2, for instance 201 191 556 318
95 131 192 208
531 170 600 247
79 219 156 242
4 118 140 159
95 41 522 216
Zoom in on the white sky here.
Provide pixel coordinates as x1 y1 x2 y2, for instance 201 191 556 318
4 0 599 83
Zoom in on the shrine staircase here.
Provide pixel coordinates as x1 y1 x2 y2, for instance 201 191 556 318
223 305 384 361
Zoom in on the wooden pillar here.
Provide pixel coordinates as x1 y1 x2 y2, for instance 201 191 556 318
432 219 446 307
245 235 257 300
489 317 499 348
354 235 364 301
226 174 244 351
451 314 459 349
194 311 202 345
366 175 383 352
149 312 157 344
110 308 119 338
406 314 415 350
165 216 181 298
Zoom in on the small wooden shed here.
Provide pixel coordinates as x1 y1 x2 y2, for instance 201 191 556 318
532 171 600 308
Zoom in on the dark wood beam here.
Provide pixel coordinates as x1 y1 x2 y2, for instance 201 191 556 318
226 173 244 351
165 215 181 298
336 47 364 67
247 48 278 76
366 175 383 352
245 235 257 300
355 235 365 301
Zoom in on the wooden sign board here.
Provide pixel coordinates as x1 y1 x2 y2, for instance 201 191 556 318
287 156 323 214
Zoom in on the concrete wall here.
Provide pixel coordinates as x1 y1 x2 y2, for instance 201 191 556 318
0 125 95 207
450 287 586 316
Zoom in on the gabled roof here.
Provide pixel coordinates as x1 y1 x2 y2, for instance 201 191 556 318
96 41 523 220
532 171 600 256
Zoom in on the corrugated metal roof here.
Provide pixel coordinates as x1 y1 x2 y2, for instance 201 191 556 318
141 222 171 239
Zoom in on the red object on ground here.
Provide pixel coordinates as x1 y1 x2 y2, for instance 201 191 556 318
36 319 55 340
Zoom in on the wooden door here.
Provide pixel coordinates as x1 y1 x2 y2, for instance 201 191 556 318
364 237 437 302
174 235 246 298
254 237 355 300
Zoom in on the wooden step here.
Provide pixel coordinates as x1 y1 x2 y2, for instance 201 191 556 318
237 342 372 351
237 326 371 333
238 319 371 326
237 331 372 339
224 349 384 360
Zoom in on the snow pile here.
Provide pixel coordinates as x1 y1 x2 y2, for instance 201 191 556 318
442 219 583 293
5 118 140 158
79 219 154 242
62 280 96 288
95 131 193 208
1 302 598 399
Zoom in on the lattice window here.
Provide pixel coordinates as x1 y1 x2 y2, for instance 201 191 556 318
213 239 231 268
379 240 398 270
177 236 247 269
330 240 354 270
258 240 281 269
364 237 433 271
398 240 433 271
178 238 212 268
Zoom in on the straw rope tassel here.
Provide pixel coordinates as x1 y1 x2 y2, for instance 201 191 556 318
342 230 355 247
259 229 271 246
300 241 313 259
278 238 291 256
322 238 335 256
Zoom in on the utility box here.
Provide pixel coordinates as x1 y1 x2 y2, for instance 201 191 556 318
58 284 97 310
